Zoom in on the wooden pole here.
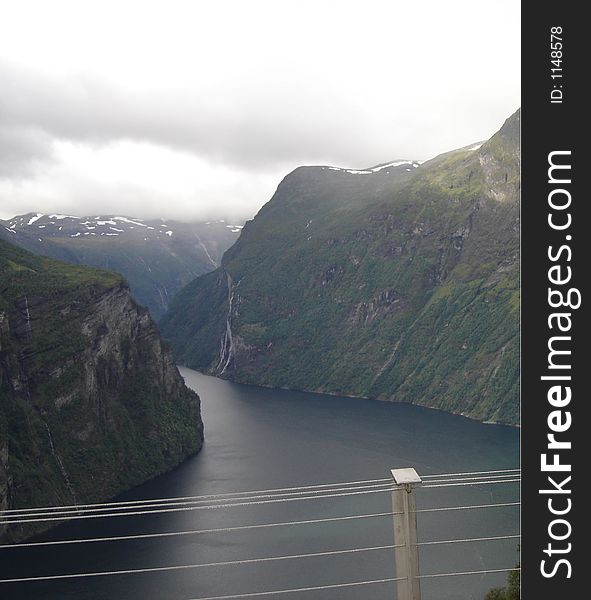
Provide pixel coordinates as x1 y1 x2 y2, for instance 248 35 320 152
391 468 422 600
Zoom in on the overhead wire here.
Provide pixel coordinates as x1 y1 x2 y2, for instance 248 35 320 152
0 475 521 524
0 481 520 526
0 540 521 585
182 568 521 600
0 501 520 550
421 478 520 489
417 533 520 547
1 475 520 524
0 469 520 517
0 486 398 526
0 482 395 521
0 544 401 584
420 468 520 479
185 577 404 600
0 469 521 595
0 511 400 549
416 500 520 514
418 567 521 580
0 483 520 531
0 477 393 515
420 473 521 485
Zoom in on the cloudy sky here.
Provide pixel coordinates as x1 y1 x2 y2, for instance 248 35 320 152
0 0 520 222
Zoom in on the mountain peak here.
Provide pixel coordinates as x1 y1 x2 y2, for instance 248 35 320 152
161 110 520 425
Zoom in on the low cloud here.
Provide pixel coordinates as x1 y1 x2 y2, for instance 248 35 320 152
0 122 54 178
1 62 373 174
0 0 520 221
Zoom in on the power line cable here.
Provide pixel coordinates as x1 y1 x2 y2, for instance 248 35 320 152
421 473 521 485
1 476 520 524
416 500 520 514
417 533 520 547
0 478 392 515
0 502 520 550
185 578 404 600
421 468 520 479
0 484 520 527
421 478 520 489
0 511 399 549
0 544 402 583
0 482 394 521
0 486 396 526
0 543 522 585
1 469 520 515
418 567 521 579
184 569 521 600
185 569 521 600
2 476 521 523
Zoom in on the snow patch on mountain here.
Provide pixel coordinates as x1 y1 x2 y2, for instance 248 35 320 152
113 216 147 227
325 160 421 175
27 213 44 225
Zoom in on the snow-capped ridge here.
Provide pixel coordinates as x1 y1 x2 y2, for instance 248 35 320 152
322 160 423 176
3 213 244 245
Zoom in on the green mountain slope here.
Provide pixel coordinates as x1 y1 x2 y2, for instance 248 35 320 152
161 110 520 425
0 214 243 319
0 240 203 542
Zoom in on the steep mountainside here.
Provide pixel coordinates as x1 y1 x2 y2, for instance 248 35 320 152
161 111 520 424
0 214 243 319
0 240 203 542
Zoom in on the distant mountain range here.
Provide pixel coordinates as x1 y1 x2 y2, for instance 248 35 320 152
0 214 243 319
161 110 520 425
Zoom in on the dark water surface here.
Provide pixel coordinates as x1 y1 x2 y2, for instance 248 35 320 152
1 369 519 600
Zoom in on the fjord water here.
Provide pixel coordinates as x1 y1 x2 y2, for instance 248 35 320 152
2 369 519 600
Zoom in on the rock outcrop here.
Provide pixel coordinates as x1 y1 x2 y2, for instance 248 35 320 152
0 240 203 542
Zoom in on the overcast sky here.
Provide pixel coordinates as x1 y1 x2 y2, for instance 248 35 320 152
0 0 520 222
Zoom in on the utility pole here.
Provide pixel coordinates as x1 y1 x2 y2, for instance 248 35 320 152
391 468 422 600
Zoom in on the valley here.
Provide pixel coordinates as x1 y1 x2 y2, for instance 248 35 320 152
0 214 243 319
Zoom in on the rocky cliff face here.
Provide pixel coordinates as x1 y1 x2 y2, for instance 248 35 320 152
161 111 520 425
0 240 203 542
